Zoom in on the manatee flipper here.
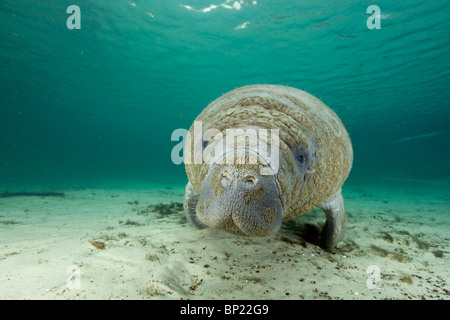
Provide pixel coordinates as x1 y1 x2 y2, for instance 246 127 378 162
184 182 208 229
318 188 347 251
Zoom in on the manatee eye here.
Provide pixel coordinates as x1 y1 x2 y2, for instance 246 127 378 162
202 141 209 150
297 155 304 163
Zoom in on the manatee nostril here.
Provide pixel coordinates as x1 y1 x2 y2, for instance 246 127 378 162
243 175 257 187
221 177 230 188
220 170 232 188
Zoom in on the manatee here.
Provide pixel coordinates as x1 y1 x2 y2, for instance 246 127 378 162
183 85 353 251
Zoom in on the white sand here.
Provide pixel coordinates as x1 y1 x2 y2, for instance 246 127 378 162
0 180 449 300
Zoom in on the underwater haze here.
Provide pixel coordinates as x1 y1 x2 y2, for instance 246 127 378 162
1 0 450 302
1 0 450 189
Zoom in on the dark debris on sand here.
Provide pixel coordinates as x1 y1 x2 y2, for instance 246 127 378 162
137 202 184 216
0 191 65 198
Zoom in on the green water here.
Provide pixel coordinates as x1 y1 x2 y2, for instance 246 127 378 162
1 0 449 190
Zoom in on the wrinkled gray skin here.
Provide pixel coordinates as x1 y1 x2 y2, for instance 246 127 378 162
196 164 282 237
183 85 351 251
185 169 346 251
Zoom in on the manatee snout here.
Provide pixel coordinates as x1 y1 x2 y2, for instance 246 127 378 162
196 164 283 236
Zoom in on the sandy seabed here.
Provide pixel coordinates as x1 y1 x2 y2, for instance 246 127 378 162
0 179 449 300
